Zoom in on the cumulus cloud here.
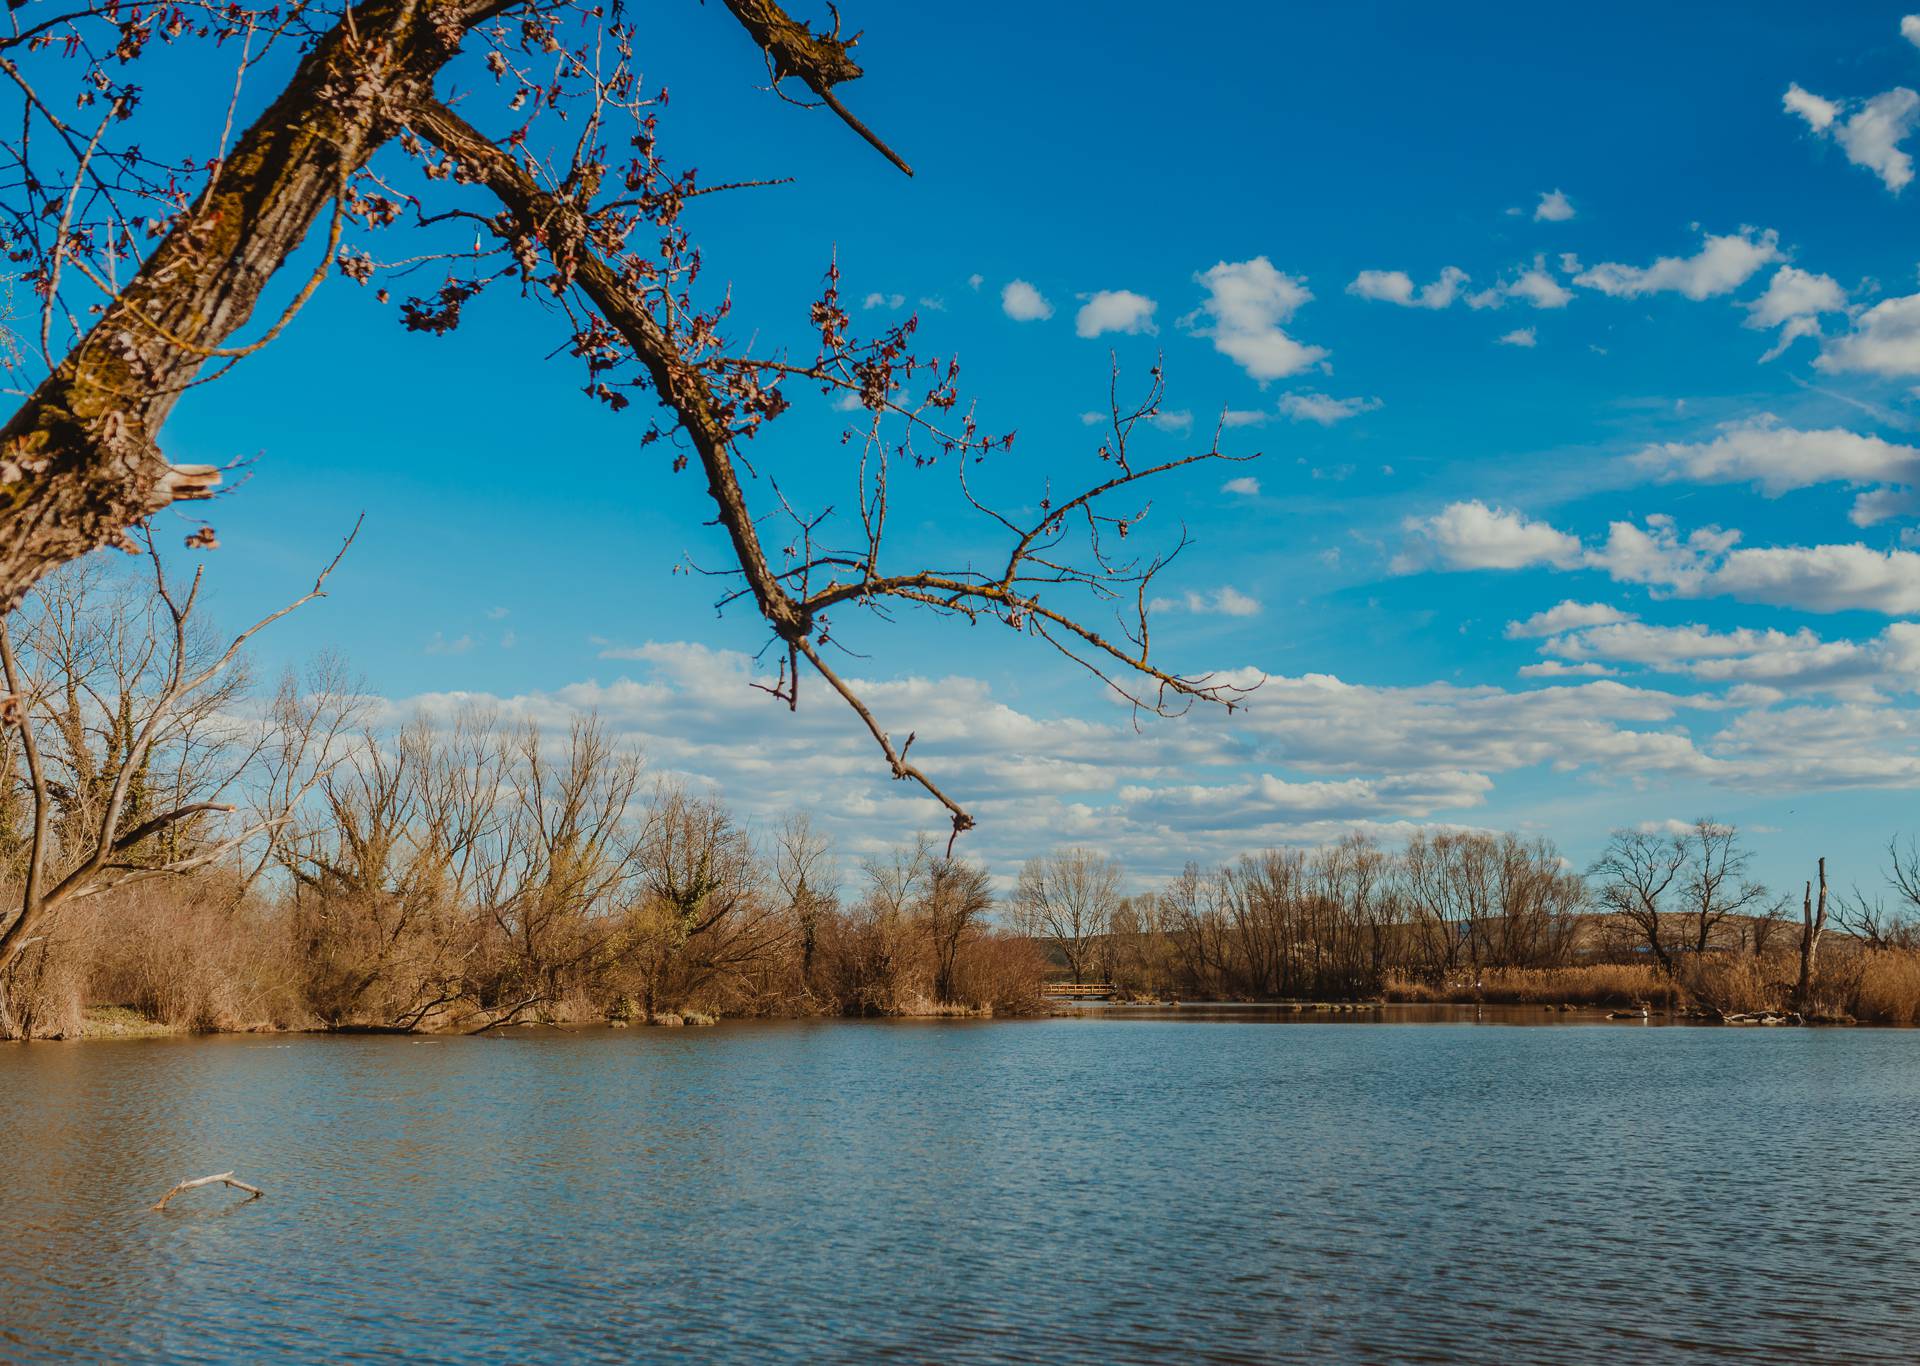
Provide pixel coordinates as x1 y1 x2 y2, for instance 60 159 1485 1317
1186 257 1327 381
1906 15 1920 48
1785 81 1920 192
1222 476 1262 496
1505 262 1573 309
1746 267 1846 329
862 291 905 310
1534 189 1575 222
1531 619 1920 702
1820 291 1920 376
1000 279 1053 322
1783 82 1838 134
1148 409 1193 433
1354 259 1568 311
378 637 1920 880
1628 417 1920 499
1276 392 1381 425
1497 328 1537 347
1347 267 1468 309
1150 585 1263 617
1574 229 1780 300
1075 288 1158 338
1741 265 1848 361
1398 501 1584 571
1518 660 1614 678
1411 501 1920 615
1505 601 1635 638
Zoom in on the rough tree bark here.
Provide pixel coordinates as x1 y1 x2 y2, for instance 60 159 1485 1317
0 0 509 608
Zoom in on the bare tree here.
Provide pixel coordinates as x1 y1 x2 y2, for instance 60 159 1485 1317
773 811 837 997
923 856 992 1005
0 0 1255 843
628 785 787 1021
1677 818 1768 955
1590 828 1688 974
1836 837 1920 950
0 528 355 1034
1011 848 1121 985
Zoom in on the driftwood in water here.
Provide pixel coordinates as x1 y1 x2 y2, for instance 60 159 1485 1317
151 1172 264 1211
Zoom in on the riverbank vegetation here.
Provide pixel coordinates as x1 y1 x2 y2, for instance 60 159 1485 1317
5 563 1920 1038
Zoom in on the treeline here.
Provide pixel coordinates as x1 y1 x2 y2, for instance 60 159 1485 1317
0 562 1044 1037
6 560 1920 1037
1028 823 1920 1025
1 707 1050 1037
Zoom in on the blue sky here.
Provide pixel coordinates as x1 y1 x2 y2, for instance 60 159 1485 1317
132 2 1920 889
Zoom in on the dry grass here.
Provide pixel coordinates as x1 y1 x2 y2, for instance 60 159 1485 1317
1680 956 1789 1017
1852 951 1920 1026
1382 963 1681 1008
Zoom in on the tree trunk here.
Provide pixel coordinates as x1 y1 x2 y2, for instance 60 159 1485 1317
1796 857 1828 1010
0 0 507 609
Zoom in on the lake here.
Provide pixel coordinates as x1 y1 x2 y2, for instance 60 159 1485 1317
3 1011 1917 1363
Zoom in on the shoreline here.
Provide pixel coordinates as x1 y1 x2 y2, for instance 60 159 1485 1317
23 996 1888 1043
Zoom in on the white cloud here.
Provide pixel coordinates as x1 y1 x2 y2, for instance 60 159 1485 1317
1353 259 1568 312
1532 619 1920 702
1787 82 1920 192
1498 328 1537 347
1573 229 1780 300
1186 257 1327 381
1906 15 1920 48
1852 486 1920 526
425 632 474 655
1222 476 1262 496
1629 417 1920 496
1505 601 1635 638
1399 500 1585 571
1276 392 1381 425
1074 289 1157 338
1742 266 1847 361
1518 660 1613 678
862 291 905 310
1786 69 1920 192
1746 266 1846 329
1347 266 1468 309
377 637 1920 880
1001 279 1053 322
1414 502 1920 615
1534 189 1575 222
1506 263 1573 309
1820 291 1920 376
967 273 984 291
1784 82 1838 134
1221 409 1269 428
1148 409 1193 433
1149 585 1263 617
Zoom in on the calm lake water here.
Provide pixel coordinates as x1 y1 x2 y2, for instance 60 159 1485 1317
4 1010 1918 1363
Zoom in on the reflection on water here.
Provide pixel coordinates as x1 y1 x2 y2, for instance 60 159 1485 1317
3 1018 1918 1363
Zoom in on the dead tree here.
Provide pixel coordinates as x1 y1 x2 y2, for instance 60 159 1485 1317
0 1 1254 838
1795 856 1829 1011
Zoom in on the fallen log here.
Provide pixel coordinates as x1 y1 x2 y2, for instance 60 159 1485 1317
151 1172 265 1211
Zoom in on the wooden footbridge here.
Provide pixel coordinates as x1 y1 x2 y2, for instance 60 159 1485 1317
1041 982 1119 1001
